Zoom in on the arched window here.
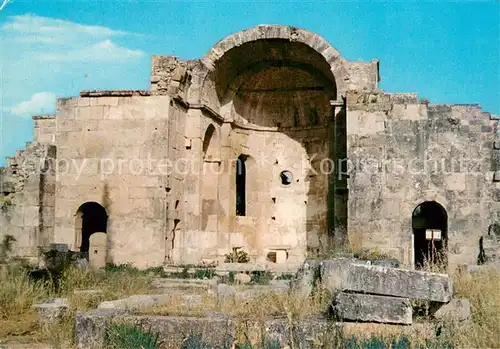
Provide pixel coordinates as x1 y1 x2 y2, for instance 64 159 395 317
202 124 216 160
236 155 247 216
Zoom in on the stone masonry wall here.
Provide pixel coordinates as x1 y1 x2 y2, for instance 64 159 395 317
33 115 56 144
176 116 334 268
53 92 175 268
0 142 56 258
347 90 499 268
150 55 196 101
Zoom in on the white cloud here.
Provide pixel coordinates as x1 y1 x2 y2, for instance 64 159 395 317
0 14 145 63
40 39 144 62
10 92 56 117
2 14 131 43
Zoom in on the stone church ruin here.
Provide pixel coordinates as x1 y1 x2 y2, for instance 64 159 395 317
1 25 499 271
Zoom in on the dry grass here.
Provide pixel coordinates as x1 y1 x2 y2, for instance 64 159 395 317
1 261 499 348
444 266 500 348
308 230 394 261
0 266 153 347
138 286 332 347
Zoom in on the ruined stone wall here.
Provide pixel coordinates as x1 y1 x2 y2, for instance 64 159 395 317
33 115 56 143
150 56 195 101
344 60 380 92
347 90 499 268
0 142 56 258
53 92 174 268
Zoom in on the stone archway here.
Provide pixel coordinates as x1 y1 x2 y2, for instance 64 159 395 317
412 201 448 269
187 25 350 109
189 25 349 257
74 202 108 257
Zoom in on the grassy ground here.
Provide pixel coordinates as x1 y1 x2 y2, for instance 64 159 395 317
0 265 153 348
0 261 499 348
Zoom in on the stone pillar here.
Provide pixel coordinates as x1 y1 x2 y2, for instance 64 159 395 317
218 123 234 234
89 233 107 269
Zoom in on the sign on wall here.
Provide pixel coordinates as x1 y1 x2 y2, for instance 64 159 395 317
425 229 442 241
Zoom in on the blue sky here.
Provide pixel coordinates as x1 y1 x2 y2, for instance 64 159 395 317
0 0 499 165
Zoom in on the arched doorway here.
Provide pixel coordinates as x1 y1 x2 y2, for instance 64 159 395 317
412 201 448 269
74 202 108 257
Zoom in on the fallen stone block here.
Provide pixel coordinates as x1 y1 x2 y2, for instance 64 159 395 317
216 283 236 300
432 298 471 322
75 311 334 348
182 294 202 306
215 263 268 273
151 277 215 291
321 260 452 302
76 312 235 349
235 272 252 284
289 259 320 299
75 309 128 349
32 298 69 326
370 259 400 268
262 315 336 347
98 293 200 311
332 292 412 325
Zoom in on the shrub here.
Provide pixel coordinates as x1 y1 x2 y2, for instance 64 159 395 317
224 249 250 263
195 268 215 279
250 271 272 285
0 196 12 210
0 235 16 263
105 323 159 349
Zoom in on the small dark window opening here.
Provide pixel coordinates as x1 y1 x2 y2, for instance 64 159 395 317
309 108 319 126
280 170 293 185
267 252 277 263
236 155 246 216
293 108 300 127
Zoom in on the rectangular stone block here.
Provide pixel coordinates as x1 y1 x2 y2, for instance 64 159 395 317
321 260 452 302
333 292 412 325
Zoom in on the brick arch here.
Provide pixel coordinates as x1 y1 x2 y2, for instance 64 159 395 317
187 24 349 111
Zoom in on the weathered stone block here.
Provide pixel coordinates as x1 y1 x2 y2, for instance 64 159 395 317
320 260 452 302
75 311 336 349
432 298 471 322
289 259 320 299
98 293 201 311
216 283 236 301
76 312 235 349
32 298 69 326
75 309 128 349
332 292 412 325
